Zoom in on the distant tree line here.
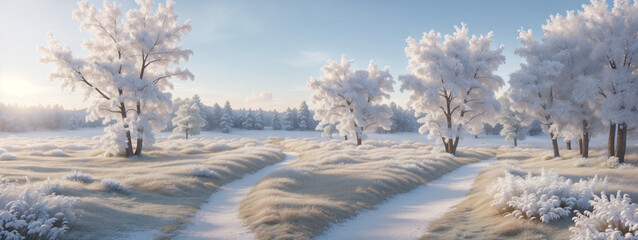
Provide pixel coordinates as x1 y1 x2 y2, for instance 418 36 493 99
0 103 103 132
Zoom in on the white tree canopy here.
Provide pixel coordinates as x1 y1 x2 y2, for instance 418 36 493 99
172 103 205 139
39 0 193 156
399 23 504 154
308 55 394 145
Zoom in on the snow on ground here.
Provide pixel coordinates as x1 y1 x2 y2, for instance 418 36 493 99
175 152 300 240
317 158 497 240
0 127 612 150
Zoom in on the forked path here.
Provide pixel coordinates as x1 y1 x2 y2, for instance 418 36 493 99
175 152 300 240
317 157 497 240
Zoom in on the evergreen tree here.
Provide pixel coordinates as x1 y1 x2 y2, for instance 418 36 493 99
282 108 294 131
254 109 264 130
272 111 282 130
298 101 310 131
220 113 232 133
243 110 255 130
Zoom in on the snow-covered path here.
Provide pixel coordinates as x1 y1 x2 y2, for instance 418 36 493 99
174 152 300 240
317 157 497 240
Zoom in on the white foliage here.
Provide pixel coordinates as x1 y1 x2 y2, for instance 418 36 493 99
191 165 220 179
571 191 638 240
0 178 79 240
0 153 17 161
601 157 620 169
309 55 394 143
39 0 194 156
172 103 205 138
488 169 607 223
101 179 129 194
63 170 94 184
399 23 504 151
219 113 233 133
497 97 528 145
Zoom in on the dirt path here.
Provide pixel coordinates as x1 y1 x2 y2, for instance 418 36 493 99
174 152 300 240
317 157 497 240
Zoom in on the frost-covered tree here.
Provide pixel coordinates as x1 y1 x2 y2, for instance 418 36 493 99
242 110 255 130
209 103 223 130
318 123 336 138
298 101 310 131
497 98 528 147
219 113 232 133
577 0 638 163
509 29 563 157
282 108 295 131
309 55 394 146
172 103 205 139
39 0 193 157
272 111 282 130
399 24 504 155
254 109 264 130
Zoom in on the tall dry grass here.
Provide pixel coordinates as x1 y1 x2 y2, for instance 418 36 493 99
239 138 497 240
0 136 284 239
422 145 638 239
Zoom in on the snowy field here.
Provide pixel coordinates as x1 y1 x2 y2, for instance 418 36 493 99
0 128 636 240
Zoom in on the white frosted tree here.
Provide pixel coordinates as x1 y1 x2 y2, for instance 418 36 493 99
399 24 504 155
577 0 638 163
172 103 205 139
508 28 564 157
242 110 255 130
39 0 193 156
254 109 264 130
219 113 232 133
282 108 294 131
309 55 394 146
298 101 310 131
497 98 528 147
271 111 282 130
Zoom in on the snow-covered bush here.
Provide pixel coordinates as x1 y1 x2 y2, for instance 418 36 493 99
191 165 220 179
575 158 593 168
488 169 607 222
0 153 17 161
101 179 129 194
601 157 620 169
208 144 231 153
571 191 638 240
0 178 79 240
63 170 94 184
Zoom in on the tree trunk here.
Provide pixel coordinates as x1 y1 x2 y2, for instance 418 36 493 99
135 138 143 156
578 138 583 155
514 138 517 147
449 137 459 155
582 133 590 158
566 141 571 150
608 122 616 157
344 135 348 141
550 132 560 157
443 138 450 153
475 135 478 139
119 101 133 157
185 130 189 139
356 136 362 146
616 123 627 163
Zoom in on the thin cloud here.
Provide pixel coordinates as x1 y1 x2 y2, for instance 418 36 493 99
245 91 274 102
281 51 332 67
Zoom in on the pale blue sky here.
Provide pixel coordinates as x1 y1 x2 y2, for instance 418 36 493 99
0 0 589 111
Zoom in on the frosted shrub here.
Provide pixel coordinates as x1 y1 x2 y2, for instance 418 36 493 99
63 170 94 184
191 166 220 179
571 192 638 240
208 143 232 153
0 178 79 240
575 158 593 168
0 153 17 161
488 169 607 222
101 179 129 194
601 157 620 169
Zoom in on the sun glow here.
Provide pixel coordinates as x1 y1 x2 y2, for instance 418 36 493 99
0 76 45 104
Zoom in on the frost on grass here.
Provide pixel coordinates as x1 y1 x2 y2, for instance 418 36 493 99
0 178 79 240
487 168 607 222
571 191 638 240
101 179 129 194
575 158 593 168
191 165 220 179
63 170 94 184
